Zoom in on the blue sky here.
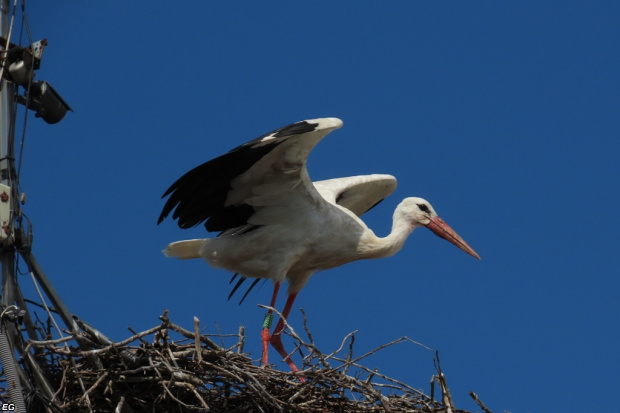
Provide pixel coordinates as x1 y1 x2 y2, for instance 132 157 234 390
12 2 619 411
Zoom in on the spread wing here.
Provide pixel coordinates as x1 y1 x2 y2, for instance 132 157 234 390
158 117 343 231
313 174 397 217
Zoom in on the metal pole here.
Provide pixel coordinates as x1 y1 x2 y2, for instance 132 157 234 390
0 0 16 303
24 254 81 334
0 2 28 412
0 0 13 184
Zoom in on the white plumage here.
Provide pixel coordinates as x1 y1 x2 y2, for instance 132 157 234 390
158 117 479 378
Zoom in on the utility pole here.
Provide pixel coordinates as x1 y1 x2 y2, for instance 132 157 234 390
0 1 27 410
0 2 73 410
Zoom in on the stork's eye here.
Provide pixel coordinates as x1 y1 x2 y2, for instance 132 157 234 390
416 203 430 213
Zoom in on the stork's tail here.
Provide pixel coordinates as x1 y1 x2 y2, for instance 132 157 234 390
163 239 205 260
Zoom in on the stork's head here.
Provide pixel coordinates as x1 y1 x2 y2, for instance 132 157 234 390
399 197 480 259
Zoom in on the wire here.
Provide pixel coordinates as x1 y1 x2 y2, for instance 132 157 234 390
19 0 32 44
0 304 17 319
28 271 65 340
15 1 34 192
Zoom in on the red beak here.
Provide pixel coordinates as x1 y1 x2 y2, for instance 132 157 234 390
425 216 480 260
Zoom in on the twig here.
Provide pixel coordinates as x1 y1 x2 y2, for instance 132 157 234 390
114 395 125 413
192 387 210 410
433 351 456 413
79 371 109 402
26 334 76 347
469 391 492 413
148 356 194 410
237 325 245 354
194 316 202 364
167 321 221 350
31 324 163 356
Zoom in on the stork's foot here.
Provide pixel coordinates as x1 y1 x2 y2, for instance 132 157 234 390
259 291 305 382
270 330 305 383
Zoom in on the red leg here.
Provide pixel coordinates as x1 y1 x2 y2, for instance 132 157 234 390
269 293 305 381
261 282 280 366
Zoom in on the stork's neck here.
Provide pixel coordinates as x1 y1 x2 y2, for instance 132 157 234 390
359 211 415 260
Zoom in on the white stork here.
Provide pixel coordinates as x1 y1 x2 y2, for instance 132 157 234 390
158 117 480 379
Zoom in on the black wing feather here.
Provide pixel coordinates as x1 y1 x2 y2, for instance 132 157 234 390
228 273 246 301
239 278 264 305
227 273 265 305
158 120 319 232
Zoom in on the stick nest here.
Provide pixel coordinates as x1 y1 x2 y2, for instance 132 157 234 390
22 309 475 413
